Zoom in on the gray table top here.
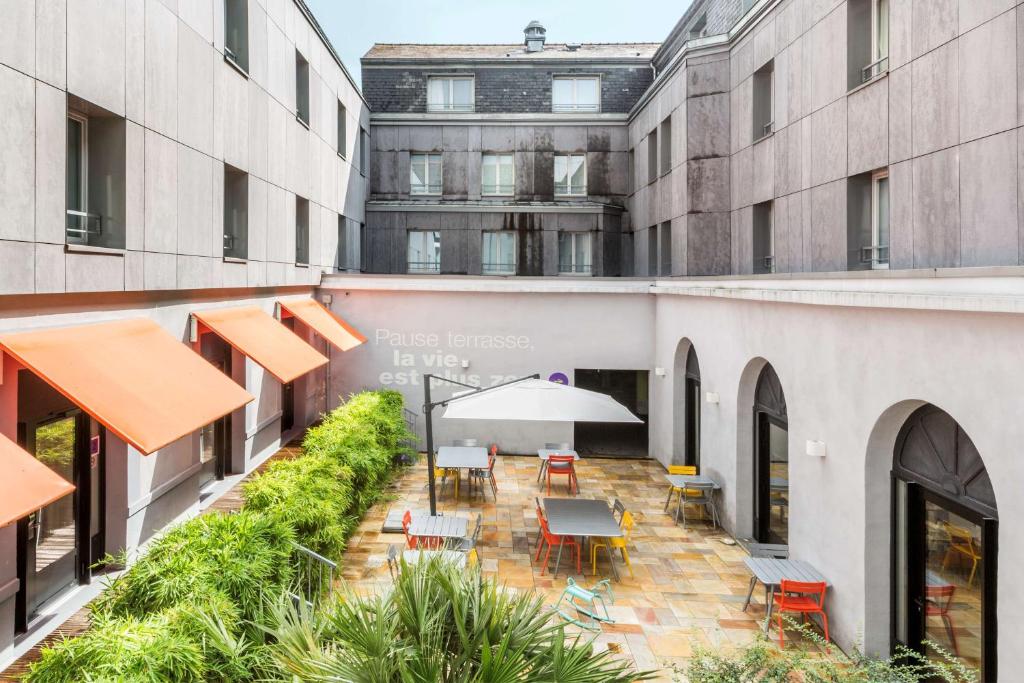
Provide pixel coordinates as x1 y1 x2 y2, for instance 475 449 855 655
543 498 622 538
770 477 789 490
408 515 468 539
743 557 830 587
537 449 579 461
436 446 489 469
666 474 721 490
403 550 467 567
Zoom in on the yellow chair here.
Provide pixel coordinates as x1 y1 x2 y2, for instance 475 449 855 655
664 465 697 512
591 510 635 578
942 522 982 586
434 466 456 496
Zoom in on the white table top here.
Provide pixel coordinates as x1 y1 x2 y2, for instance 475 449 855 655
408 515 468 539
436 446 489 469
543 498 621 538
402 550 467 567
537 449 579 461
666 474 720 490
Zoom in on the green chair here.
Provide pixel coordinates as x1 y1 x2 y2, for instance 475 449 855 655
553 577 615 631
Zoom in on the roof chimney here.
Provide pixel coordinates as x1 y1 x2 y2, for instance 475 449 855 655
524 20 546 52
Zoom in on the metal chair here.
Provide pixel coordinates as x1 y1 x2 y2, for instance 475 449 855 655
612 498 626 525
539 442 571 481
678 481 718 529
664 464 697 516
553 577 615 631
534 497 546 552
386 543 400 579
546 454 577 495
457 513 484 564
743 543 789 611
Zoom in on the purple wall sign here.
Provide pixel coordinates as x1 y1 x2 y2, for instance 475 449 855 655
548 372 569 385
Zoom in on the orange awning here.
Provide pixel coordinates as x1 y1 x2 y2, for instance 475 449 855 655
0 433 75 527
279 298 366 352
192 306 328 384
0 319 254 455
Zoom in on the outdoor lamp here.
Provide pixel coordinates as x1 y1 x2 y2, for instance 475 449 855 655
806 439 827 457
705 391 719 404
654 367 666 377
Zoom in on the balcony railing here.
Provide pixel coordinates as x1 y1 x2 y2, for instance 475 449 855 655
65 210 103 242
290 542 337 608
482 262 516 275
559 263 593 275
859 244 890 267
407 260 440 274
426 102 474 113
410 184 442 195
482 184 514 196
552 103 600 113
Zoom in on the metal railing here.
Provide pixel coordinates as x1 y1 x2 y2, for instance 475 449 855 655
552 103 600 113
482 262 516 275
410 184 442 195
481 184 514 195
559 263 593 275
65 210 103 241
859 244 890 267
862 56 889 83
426 102 474 113
290 542 338 608
407 260 440 274
759 255 775 273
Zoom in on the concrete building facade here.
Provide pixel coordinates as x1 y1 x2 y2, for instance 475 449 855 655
0 0 368 664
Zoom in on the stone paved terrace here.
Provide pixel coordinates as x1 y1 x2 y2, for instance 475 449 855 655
342 454 826 680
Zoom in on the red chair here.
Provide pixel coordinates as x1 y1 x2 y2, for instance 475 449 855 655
773 580 829 646
546 454 577 495
401 510 418 549
926 584 958 655
534 516 580 575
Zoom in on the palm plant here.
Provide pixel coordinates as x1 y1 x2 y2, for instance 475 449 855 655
265 558 656 682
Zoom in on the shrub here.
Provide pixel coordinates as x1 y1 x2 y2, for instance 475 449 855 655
267 558 655 682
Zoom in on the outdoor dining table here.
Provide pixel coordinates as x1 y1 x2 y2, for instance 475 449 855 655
436 446 489 498
408 514 468 548
742 556 830 631
536 448 580 483
402 549 467 568
770 477 789 491
543 497 623 580
665 473 721 523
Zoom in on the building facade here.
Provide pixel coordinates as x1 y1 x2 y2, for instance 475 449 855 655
0 0 368 663
360 28 657 276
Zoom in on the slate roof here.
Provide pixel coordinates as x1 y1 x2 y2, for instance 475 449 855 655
363 43 660 62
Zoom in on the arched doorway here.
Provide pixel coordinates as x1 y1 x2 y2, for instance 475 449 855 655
753 364 787 544
892 405 996 679
672 341 701 468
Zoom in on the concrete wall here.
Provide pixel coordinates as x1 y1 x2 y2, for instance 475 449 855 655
0 0 368 296
320 272 1024 672
361 66 654 114
631 0 1024 277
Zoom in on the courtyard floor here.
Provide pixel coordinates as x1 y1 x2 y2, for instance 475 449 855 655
341 454 824 680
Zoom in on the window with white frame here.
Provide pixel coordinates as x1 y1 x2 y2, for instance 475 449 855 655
410 153 442 194
849 0 889 87
752 59 774 141
482 231 516 275
552 76 600 112
65 113 90 244
427 76 474 112
224 0 248 72
295 50 310 126
482 153 514 195
337 101 347 157
558 232 592 275
407 230 441 273
752 201 774 274
554 154 586 196
295 196 309 265
359 128 369 177
223 164 248 259
871 0 889 75
870 169 889 269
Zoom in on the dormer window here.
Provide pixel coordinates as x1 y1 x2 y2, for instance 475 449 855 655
427 76 474 112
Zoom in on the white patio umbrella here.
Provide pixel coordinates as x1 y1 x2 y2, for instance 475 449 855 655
442 378 641 423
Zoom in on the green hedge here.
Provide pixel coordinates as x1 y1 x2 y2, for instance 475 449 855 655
26 390 415 683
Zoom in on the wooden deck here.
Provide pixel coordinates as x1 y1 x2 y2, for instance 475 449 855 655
0 438 302 681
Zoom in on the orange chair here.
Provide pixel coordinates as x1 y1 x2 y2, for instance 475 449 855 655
547 454 577 495
925 584 959 655
401 510 418 549
942 523 982 586
535 515 580 576
773 580 829 647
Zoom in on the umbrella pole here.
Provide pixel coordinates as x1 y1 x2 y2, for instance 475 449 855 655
424 374 437 517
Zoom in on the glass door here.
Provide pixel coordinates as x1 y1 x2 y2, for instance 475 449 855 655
755 413 789 544
684 376 700 469
18 413 84 626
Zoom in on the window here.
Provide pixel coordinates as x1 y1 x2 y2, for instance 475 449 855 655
647 226 658 276
337 101 347 157
224 0 248 73
295 50 309 126
295 196 309 265
849 0 889 87
552 76 600 113
410 153 442 195
482 153 514 195
688 13 707 39
659 116 672 176
223 165 248 259
752 60 774 141
660 221 672 275
359 128 369 177
628 147 635 194
337 215 363 271
427 76 474 112
65 113 90 244
66 105 126 249
753 201 774 273
482 231 516 275
407 230 441 273
847 168 890 270
647 129 658 184
554 154 586 196
558 232 592 275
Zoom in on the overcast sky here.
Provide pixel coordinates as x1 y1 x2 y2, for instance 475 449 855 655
305 0 693 86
